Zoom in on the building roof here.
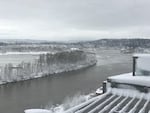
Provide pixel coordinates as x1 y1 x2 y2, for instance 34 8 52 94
65 73 150 113
133 53 150 57
108 73 150 87
65 88 150 113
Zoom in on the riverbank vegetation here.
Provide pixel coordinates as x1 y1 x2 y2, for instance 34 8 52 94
0 50 97 84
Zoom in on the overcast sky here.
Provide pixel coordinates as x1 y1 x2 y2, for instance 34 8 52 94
0 0 150 41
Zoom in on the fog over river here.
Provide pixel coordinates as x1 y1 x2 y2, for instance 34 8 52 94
0 49 132 113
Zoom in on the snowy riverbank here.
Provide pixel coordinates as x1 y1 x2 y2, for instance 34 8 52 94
0 50 97 85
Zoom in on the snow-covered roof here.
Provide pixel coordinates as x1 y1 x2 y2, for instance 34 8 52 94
133 53 150 57
25 73 150 113
24 109 50 113
63 89 150 113
108 73 150 87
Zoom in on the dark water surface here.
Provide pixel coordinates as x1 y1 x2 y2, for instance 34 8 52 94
0 52 132 113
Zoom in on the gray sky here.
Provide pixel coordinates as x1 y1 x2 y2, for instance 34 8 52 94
0 0 150 41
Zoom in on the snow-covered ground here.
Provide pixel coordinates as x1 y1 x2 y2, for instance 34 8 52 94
0 50 97 85
0 51 51 55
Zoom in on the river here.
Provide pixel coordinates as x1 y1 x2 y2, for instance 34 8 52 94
0 49 132 113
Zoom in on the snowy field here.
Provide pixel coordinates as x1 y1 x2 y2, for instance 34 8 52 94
0 54 38 66
0 52 53 66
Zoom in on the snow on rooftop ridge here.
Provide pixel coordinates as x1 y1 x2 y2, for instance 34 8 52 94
108 88 149 99
24 109 50 113
133 53 150 57
108 73 150 87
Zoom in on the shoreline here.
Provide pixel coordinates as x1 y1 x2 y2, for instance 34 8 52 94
0 60 97 85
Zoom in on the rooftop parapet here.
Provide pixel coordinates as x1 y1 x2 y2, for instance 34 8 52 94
133 54 150 76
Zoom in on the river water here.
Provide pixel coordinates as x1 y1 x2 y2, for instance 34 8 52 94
0 49 132 113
